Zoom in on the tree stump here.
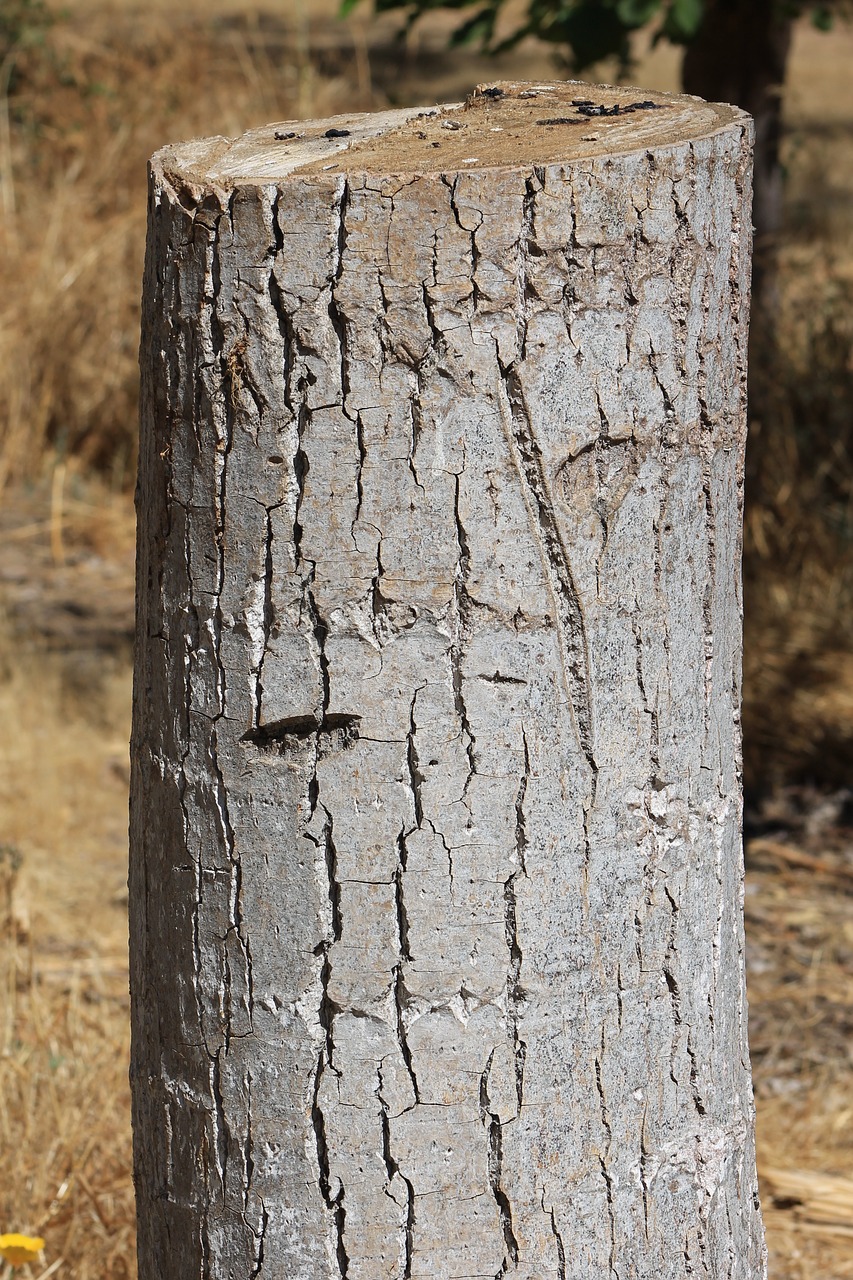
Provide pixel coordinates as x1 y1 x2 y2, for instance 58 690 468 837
131 82 765 1279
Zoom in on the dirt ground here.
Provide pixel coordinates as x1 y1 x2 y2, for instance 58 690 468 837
0 3 852 1277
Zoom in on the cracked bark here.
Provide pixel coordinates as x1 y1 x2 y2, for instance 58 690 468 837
131 82 765 1279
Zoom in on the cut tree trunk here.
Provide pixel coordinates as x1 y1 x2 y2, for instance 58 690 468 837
131 82 765 1279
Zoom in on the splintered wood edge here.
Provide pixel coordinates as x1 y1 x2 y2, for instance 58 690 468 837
154 80 749 190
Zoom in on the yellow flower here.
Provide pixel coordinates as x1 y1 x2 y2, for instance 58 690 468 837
0 1234 45 1266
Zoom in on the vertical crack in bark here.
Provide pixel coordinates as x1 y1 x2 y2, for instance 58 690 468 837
549 1207 567 1280
428 822 454 893
633 908 644 975
378 1065 415 1280
406 690 425 830
701 464 717 757
651 460 670 792
322 802 343 945
311 1051 349 1277
328 175 372 554
710 819 725 1039
236 861 253 1019
292 398 310 572
328 178 352 414
395 828 412 964
514 729 529 876
214 756 251 1039
267 200 297 427
663 884 682 1093
409 351 428 493
311 796 342 1074
663 886 707 1117
370 535 389 639
580 785 596 915
244 1073 268 1277
688 1036 707 1116
444 174 482 314
480 1050 520 1274
639 1111 651 1242
179 508 209 1063
504 871 526 1116
723 1188 738 1280
392 963 420 1104
253 502 276 731
208 193 234 759
200 1214 212 1280
632 611 660 782
211 1047 228 1202
616 441 659 794
390 619 423 1103
303 550 330 729
243 1068 254 1211
353 410 366 532
594 1046 616 1273
248 1201 269 1279
452 472 476 795
504 729 530 1117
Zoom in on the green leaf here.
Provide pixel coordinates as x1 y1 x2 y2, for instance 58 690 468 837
338 0 362 15
661 0 704 42
526 0 633 69
449 6 500 46
615 0 663 27
810 3 834 28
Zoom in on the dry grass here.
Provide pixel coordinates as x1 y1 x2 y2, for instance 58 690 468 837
0 3 852 1278
0 634 134 1277
745 821 853 1278
742 274 853 791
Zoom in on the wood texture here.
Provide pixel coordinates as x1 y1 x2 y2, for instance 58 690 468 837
131 81 764 1278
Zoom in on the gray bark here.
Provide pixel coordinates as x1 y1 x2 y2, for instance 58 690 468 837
131 82 765 1279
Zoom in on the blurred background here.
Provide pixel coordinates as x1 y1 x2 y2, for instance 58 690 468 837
0 0 851 1275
